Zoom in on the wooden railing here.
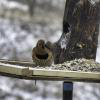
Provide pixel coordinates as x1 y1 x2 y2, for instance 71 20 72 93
0 59 100 83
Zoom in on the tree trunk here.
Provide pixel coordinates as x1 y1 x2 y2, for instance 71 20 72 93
27 0 36 17
54 0 100 64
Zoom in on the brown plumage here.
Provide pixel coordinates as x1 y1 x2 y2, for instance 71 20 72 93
45 41 54 51
32 40 54 66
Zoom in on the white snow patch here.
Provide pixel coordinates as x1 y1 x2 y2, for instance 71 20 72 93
60 32 70 49
89 0 100 5
96 25 100 63
96 47 100 63
60 38 67 49
0 0 28 11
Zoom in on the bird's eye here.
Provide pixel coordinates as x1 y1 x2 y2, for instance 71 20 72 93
38 43 41 46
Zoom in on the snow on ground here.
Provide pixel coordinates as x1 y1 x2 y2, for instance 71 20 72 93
0 76 62 100
0 0 28 11
96 25 100 63
96 47 100 63
0 18 62 60
74 82 100 100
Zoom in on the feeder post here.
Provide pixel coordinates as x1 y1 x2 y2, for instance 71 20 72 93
63 82 73 100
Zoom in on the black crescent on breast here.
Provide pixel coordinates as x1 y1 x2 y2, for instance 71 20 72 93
36 53 48 59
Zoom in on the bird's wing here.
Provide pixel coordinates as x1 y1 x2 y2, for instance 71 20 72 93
32 48 36 59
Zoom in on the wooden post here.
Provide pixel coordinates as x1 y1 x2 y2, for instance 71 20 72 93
63 82 73 100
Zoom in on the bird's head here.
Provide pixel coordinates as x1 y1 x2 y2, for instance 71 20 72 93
45 41 53 51
35 40 46 55
36 39 45 49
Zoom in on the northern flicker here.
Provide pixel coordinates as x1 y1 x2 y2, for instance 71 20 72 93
45 41 54 51
32 40 54 66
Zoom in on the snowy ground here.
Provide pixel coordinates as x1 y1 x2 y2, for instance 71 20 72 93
0 18 62 60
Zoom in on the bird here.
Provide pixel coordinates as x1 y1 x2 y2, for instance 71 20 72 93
32 40 54 66
45 41 54 52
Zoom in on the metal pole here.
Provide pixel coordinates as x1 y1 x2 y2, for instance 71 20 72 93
63 82 73 100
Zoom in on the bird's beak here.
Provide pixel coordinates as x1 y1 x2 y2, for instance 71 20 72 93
42 45 45 49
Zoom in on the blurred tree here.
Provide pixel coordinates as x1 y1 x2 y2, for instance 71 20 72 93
26 0 36 16
8 0 27 4
8 0 37 16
